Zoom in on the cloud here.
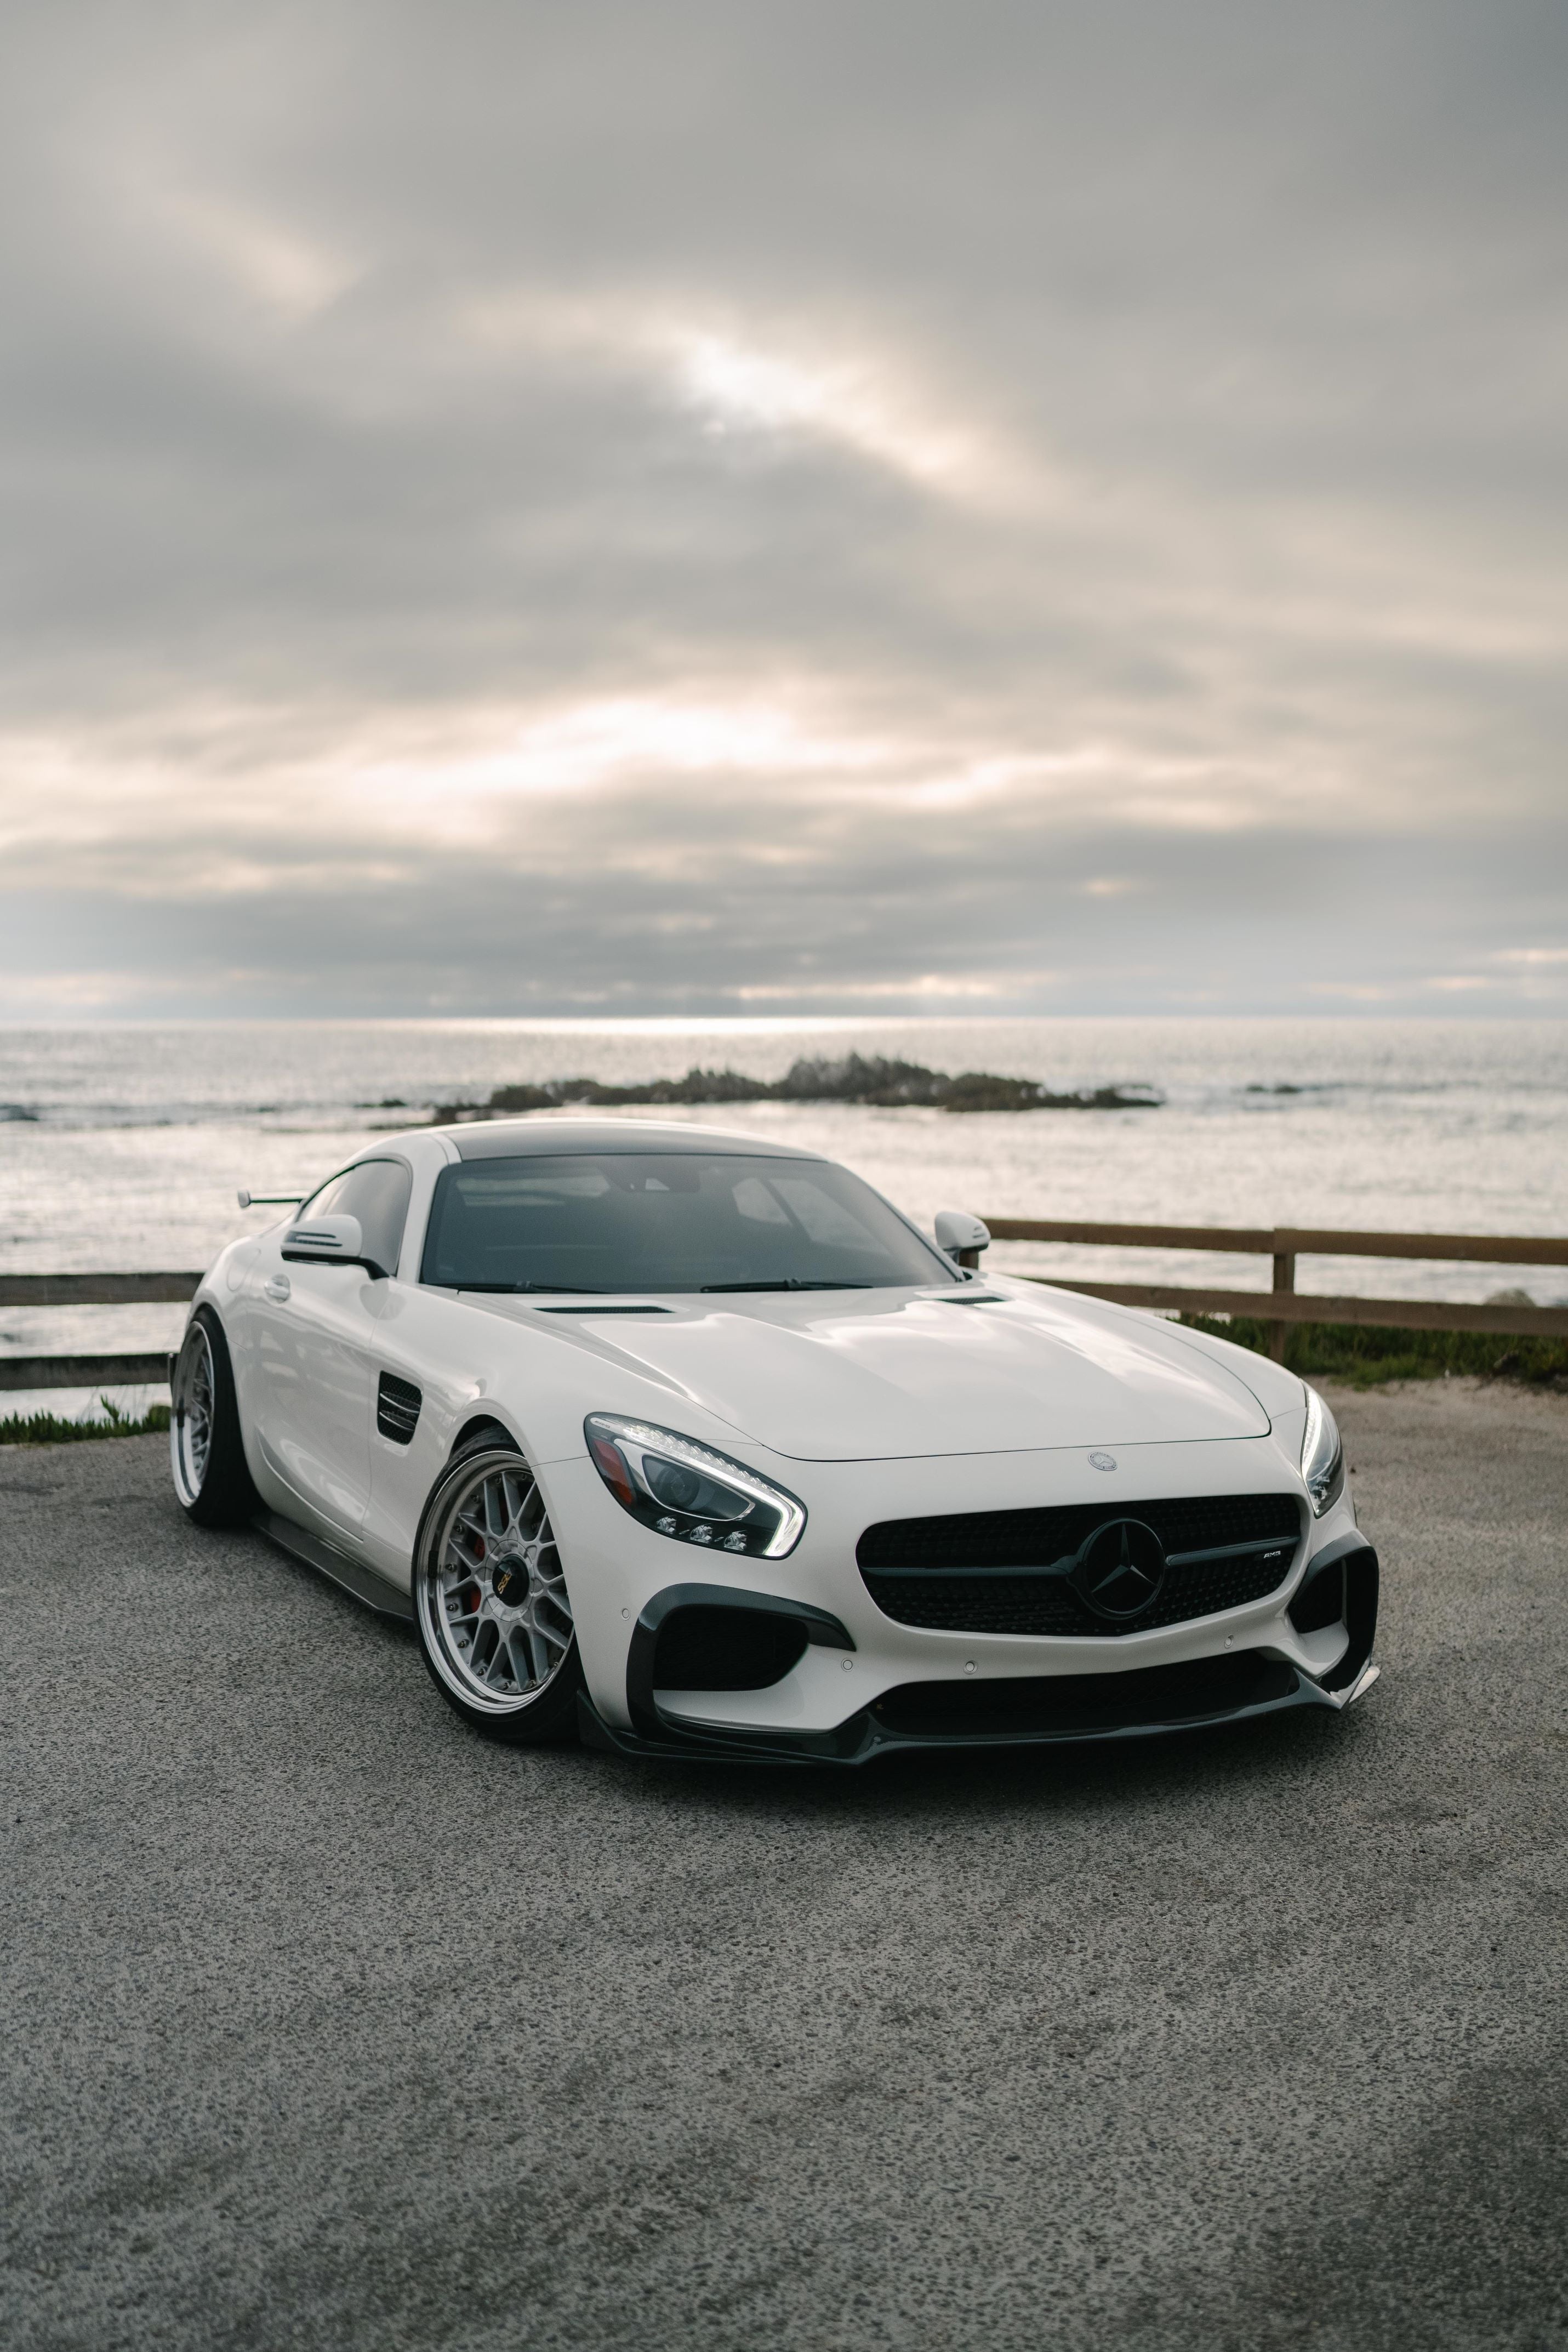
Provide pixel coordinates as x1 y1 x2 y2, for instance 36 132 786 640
153 185 358 321
0 0 1565 1016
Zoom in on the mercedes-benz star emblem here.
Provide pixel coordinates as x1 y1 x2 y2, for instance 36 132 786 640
1073 1518 1167 1621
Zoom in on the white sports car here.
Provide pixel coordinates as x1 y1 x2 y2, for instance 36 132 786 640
170 1118 1379 1762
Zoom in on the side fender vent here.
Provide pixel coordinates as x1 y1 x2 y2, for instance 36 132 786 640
377 1371 422 1445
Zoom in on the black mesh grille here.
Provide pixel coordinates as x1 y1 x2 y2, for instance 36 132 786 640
376 1372 422 1445
873 1652 1298 1738
858 1491 1300 1638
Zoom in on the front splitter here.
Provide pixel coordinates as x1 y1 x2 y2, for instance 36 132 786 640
576 1661 1365 1768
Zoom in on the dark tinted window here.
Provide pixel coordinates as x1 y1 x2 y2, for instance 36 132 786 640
300 1159 413 1277
419 1153 953 1294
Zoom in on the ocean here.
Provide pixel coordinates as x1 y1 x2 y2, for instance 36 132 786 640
3 1017 1566 1420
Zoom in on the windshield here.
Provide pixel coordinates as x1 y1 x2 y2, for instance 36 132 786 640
419 1152 956 1294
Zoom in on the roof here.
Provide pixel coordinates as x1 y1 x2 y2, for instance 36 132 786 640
438 1117 825 1163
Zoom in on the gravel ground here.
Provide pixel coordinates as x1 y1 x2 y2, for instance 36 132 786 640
3 1380 1565 2352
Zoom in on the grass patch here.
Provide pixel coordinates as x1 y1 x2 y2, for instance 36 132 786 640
1178 1314 1568 1389
0 1397 172 1446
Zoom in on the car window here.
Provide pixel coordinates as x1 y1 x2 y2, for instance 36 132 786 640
768 1174 881 1251
732 1175 791 1226
419 1152 954 1292
299 1158 413 1276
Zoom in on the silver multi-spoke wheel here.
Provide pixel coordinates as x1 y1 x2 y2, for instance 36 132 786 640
170 1319 216 1507
417 1451 575 1718
168 1307 259 1527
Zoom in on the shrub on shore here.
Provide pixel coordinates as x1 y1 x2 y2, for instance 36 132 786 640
1178 1314 1568 1388
1 1398 171 1446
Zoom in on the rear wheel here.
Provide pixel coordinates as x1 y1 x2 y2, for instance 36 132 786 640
170 1306 260 1527
412 1437 583 1745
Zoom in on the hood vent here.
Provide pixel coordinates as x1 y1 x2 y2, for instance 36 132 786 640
536 1302 675 1315
377 1372 422 1445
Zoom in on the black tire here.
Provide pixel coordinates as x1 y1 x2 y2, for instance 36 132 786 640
170 1305 261 1527
411 1431 584 1746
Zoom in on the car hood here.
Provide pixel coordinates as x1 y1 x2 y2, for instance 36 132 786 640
477 1282 1272 1460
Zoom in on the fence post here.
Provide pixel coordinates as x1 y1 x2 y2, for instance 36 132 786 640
1269 1246 1296 1362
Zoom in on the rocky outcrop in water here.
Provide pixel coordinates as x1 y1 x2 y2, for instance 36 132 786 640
434 1054 1160 1121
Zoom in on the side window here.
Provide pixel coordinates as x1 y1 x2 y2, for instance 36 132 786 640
300 1159 413 1277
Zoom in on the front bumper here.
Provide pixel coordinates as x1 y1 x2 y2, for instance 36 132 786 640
576 1531 1381 1767
543 1439 1379 1766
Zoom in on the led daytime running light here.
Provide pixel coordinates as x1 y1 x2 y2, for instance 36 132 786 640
1300 1383 1344 1517
585 1414 806 1558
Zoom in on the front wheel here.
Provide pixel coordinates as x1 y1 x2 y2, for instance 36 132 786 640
412 1440 583 1744
170 1306 260 1527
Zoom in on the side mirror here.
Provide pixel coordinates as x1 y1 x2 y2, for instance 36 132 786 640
281 1214 389 1280
934 1209 991 1271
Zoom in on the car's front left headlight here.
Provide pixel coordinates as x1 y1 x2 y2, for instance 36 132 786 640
585 1414 806 1557
1300 1384 1345 1516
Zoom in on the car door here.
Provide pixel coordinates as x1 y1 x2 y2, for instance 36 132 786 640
247 1158 413 1545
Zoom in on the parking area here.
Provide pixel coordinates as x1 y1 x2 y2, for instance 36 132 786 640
3 1379 1566 2352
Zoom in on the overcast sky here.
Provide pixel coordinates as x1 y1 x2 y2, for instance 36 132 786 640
2 0 1564 1019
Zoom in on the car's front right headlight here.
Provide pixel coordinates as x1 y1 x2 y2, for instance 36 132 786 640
1300 1384 1345 1516
585 1414 806 1557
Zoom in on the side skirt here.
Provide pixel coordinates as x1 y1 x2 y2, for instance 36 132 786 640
252 1508 414 1625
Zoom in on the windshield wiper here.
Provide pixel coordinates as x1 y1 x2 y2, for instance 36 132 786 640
456 1282 605 1294
700 1279 873 1292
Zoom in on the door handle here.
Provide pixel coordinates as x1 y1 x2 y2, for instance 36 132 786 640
264 1274 291 1303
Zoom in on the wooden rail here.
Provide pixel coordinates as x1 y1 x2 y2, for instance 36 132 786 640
982 1219 1568 1266
1 1222 1565 1391
0 1352 173 1394
983 1219 1568 1354
0 1272 206 1307
0 1272 203 1393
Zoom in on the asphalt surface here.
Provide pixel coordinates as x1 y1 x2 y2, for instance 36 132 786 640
3 1381 1566 2352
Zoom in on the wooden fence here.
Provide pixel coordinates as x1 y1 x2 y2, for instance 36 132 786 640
1 1224 1566 1390
983 1220 1568 1356
0 1272 204 1393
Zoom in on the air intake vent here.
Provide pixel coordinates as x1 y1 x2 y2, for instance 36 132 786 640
872 1652 1298 1739
377 1371 422 1445
653 1605 808 1692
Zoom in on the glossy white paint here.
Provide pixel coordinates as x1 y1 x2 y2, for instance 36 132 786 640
187 1117 1353 1738
447 1280 1273 1460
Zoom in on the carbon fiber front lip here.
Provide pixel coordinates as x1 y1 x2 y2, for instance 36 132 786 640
576 1661 1345 1768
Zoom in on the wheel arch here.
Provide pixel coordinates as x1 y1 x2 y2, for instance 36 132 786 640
449 1411 521 1459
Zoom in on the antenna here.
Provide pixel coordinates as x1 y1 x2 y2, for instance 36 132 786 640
238 1191 304 1210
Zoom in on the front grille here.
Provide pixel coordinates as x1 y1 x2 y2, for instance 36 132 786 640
873 1652 1298 1738
858 1491 1301 1638
376 1372 422 1445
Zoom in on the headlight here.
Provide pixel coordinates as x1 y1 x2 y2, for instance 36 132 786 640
585 1414 806 1558
1300 1385 1344 1516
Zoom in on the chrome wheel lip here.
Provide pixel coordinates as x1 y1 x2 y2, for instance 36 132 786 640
170 1320 215 1506
417 1449 575 1717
